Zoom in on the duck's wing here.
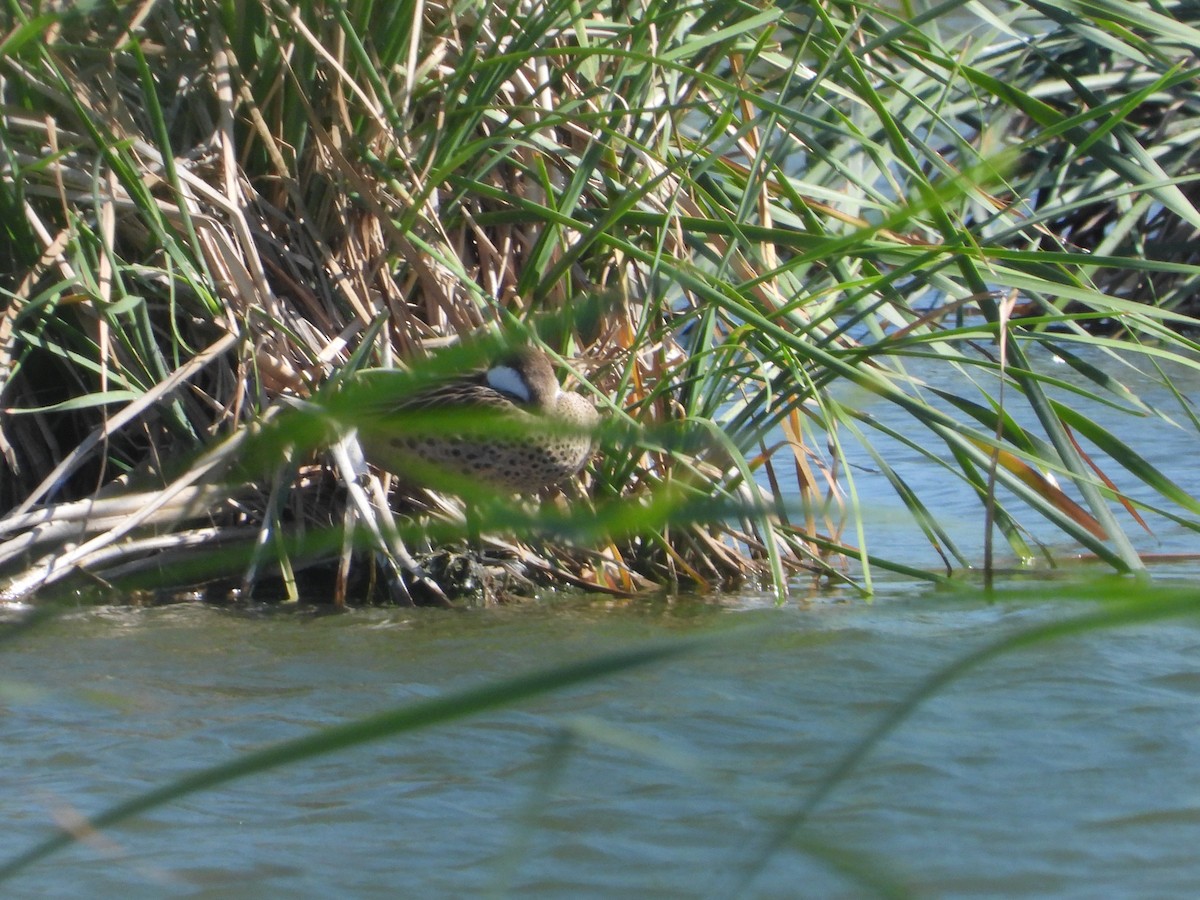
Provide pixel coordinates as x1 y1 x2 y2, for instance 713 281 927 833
392 372 527 413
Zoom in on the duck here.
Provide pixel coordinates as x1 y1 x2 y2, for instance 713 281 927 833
352 347 599 494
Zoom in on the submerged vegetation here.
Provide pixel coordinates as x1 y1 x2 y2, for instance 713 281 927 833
2 0 1200 605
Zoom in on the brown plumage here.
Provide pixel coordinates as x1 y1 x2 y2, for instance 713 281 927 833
354 348 599 493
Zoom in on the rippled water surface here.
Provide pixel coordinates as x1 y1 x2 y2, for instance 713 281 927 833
3 580 1200 899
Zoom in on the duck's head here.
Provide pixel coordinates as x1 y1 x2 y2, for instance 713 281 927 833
485 348 562 411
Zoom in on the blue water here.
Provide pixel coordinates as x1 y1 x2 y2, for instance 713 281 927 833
829 336 1200 572
2 582 1200 898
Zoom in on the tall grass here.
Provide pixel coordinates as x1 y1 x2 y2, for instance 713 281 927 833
1 0 1199 604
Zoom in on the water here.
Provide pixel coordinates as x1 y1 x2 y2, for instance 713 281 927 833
2 585 1200 899
832 336 1200 570
2 345 1200 898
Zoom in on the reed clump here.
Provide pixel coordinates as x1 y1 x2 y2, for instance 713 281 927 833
2 1 1199 605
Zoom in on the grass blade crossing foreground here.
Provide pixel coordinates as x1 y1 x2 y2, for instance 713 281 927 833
0 637 703 883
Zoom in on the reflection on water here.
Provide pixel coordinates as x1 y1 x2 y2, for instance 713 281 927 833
3 583 1200 898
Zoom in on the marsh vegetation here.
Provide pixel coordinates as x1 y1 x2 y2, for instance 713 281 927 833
2 1 1199 608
